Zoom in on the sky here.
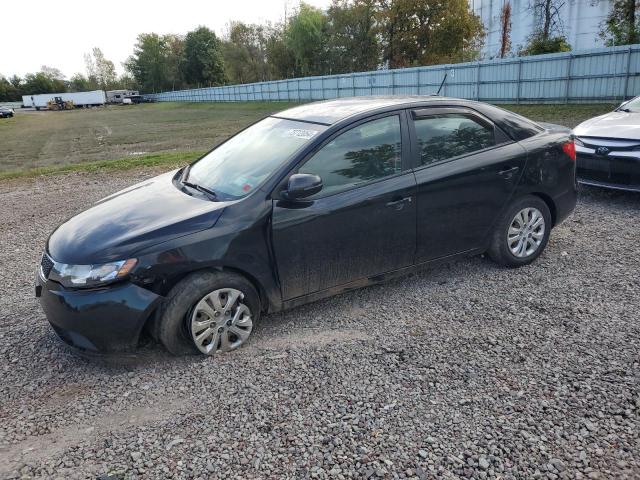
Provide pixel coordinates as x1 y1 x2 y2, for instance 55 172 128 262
0 0 332 79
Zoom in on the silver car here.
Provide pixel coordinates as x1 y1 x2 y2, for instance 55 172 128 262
0 106 14 118
574 98 640 192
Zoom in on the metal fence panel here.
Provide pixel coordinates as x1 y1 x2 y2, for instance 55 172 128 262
148 44 640 104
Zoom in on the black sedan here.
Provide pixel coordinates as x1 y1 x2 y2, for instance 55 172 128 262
0 106 14 118
36 96 577 356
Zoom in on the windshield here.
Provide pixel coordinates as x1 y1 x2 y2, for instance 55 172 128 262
619 97 640 112
187 117 326 200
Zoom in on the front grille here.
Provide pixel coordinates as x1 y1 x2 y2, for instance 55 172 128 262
40 253 54 279
577 153 610 173
609 156 640 185
577 152 640 187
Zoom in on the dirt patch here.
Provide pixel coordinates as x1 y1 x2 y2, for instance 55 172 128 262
252 328 372 352
0 401 182 475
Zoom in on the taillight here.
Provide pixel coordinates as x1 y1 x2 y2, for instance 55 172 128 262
562 141 576 161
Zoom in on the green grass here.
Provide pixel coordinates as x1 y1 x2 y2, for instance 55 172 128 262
0 101 298 174
0 101 616 182
0 151 204 181
501 103 615 128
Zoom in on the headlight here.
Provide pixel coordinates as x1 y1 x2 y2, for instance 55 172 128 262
574 137 585 147
49 258 137 288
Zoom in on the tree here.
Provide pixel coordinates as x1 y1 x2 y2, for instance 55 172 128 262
0 75 21 101
520 33 571 55
9 75 22 90
69 73 97 92
499 2 513 58
116 73 137 90
537 0 563 40
125 33 172 92
84 48 117 89
521 0 571 55
21 70 67 95
326 0 380 74
40 65 65 80
600 0 640 46
265 24 298 79
165 34 186 90
378 0 485 68
285 2 329 76
223 22 270 84
183 26 226 86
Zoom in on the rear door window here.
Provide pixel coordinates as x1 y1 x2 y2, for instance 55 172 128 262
413 113 496 167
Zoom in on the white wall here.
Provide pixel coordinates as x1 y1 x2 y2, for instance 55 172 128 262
469 0 613 58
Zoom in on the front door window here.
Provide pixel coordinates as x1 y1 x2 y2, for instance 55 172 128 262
299 115 402 197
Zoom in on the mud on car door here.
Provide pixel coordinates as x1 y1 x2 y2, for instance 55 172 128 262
271 112 418 300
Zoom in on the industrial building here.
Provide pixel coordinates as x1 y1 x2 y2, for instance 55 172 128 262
469 0 614 58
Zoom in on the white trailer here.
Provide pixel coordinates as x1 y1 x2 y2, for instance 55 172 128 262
106 89 140 103
22 90 107 109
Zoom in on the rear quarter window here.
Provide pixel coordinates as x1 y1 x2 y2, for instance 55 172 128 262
480 105 543 141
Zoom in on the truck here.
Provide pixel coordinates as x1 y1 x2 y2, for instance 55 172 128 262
22 90 107 110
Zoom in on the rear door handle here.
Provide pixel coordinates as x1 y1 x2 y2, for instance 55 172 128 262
498 166 520 179
386 196 412 209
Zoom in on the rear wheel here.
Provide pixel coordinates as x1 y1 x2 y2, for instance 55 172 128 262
156 271 260 355
488 195 551 267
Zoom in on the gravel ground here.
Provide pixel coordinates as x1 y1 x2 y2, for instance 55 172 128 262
0 169 639 479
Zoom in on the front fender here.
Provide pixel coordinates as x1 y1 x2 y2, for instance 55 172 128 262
131 200 282 312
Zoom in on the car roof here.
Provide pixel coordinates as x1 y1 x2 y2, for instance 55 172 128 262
274 96 460 125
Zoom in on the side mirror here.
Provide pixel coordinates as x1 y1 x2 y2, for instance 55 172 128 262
285 173 323 200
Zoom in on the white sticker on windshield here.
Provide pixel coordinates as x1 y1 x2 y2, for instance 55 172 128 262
285 128 318 140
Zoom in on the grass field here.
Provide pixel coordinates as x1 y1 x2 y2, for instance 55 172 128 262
0 102 298 176
0 101 615 179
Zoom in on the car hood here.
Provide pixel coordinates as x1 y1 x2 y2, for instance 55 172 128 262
574 111 640 139
48 169 227 264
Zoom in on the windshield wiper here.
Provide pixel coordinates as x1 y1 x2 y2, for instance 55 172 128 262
183 180 218 200
617 107 632 112
180 165 218 200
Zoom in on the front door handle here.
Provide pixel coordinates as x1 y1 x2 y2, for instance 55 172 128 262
498 166 520 179
386 196 412 209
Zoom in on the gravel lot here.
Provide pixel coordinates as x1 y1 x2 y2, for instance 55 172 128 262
0 169 638 479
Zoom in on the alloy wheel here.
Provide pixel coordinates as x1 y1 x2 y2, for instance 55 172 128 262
507 207 545 258
189 288 253 355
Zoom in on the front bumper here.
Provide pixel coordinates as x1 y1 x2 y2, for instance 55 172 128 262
577 152 640 192
36 274 162 353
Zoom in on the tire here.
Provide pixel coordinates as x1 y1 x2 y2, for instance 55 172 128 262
155 270 260 356
488 195 552 268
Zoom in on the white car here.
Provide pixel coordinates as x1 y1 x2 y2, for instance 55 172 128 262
0 106 14 118
573 97 640 192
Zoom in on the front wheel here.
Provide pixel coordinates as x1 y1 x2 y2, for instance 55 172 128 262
156 271 260 355
488 195 552 268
